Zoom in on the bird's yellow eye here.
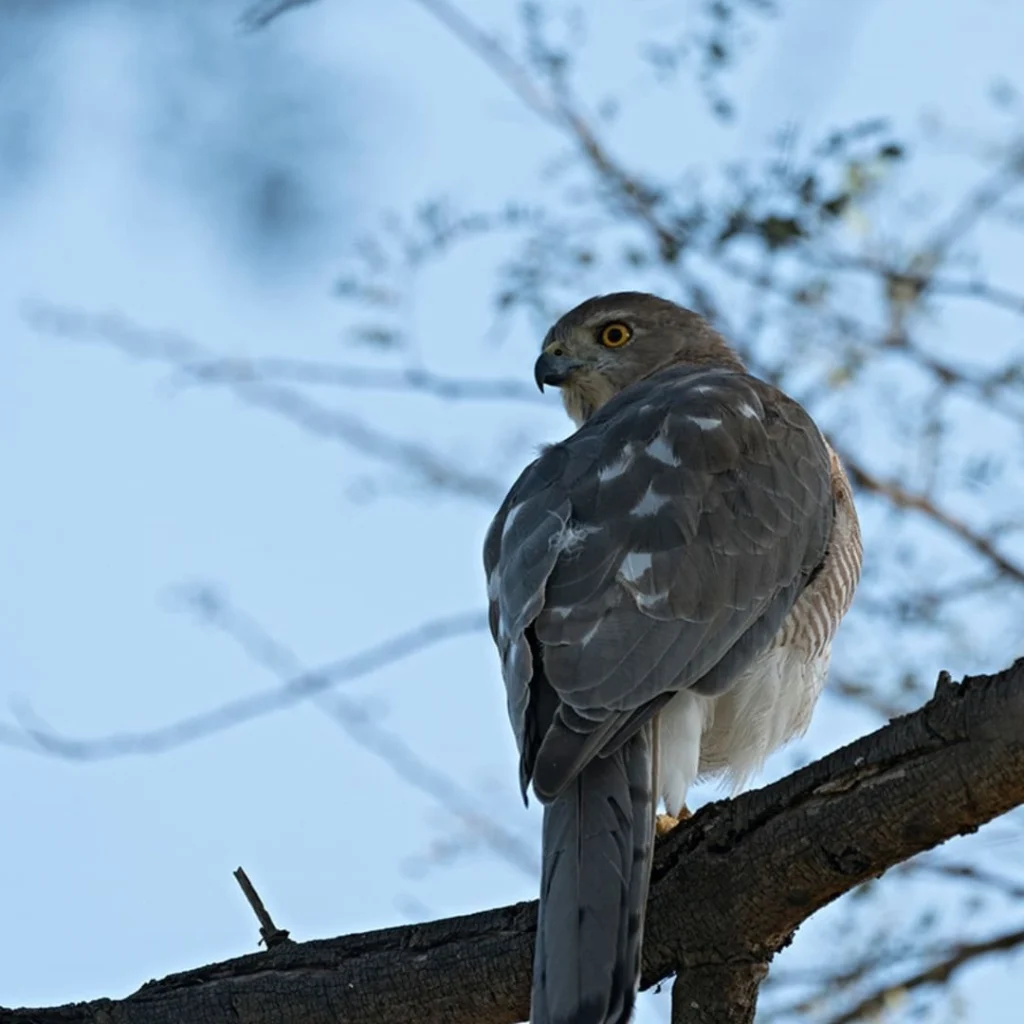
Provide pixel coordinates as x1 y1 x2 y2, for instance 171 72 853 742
598 322 632 348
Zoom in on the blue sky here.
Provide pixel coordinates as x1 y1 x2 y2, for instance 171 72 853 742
2 1 1023 1020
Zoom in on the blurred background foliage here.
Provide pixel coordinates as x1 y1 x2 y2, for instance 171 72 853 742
4 1 1024 1021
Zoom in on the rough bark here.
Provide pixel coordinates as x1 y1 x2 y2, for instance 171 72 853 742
3 661 1023 1024
671 963 768 1023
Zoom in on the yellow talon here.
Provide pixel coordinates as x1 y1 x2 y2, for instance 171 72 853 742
655 814 678 836
655 807 692 836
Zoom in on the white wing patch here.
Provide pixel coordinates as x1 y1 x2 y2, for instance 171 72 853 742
635 590 668 613
501 502 523 538
737 400 760 419
645 432 678 466
630 483 671 517
544 605 573 620
690 415 722 431
598 444 635 482
618 550 653 584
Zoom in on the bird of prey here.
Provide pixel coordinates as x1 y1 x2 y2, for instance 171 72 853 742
483 293 861 1024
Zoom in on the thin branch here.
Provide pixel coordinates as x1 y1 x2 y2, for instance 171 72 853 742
839 449 1024 585
233 867 293 948
0 598 487 759
241 0 320 30
882 331 1024 430
407 0 715 313
927 275 1024 318
924 147 1024 258
828 676 907 721
407 0 562 127
0 590 537 878
402 0 1024 403
180 357 544 403
191 592 540 877
808 250 1024 320
823 927 1024 1024
23 304 507 505
900 857 1024 901
718 250 1024 435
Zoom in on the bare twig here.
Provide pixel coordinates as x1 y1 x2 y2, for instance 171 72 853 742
233 867 292 948
241 0 319 30
406 0 719 317
181 357 543 403
839 450 1024 585
408 0 561 127
191 592 540 877
900 857 1024 901
924 148 1024 258
822 927 1024 1024
0 589 536 877
828 676 907 721
806 251 1024 319
0 600 487 758
23 304 507 505
926 276 1024 318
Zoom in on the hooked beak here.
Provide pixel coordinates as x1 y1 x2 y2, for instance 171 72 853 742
534 351 584 391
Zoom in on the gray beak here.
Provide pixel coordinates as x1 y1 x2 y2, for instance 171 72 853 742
534 352 583 391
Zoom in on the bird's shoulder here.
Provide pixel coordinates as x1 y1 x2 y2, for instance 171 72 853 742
484 366 828 570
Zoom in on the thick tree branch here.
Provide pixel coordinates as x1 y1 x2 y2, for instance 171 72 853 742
671 962 767 1023
3 659 1023 1024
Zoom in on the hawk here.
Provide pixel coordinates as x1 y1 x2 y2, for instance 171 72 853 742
483 293 861 1024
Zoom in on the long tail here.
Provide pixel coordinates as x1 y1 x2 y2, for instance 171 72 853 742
532 723 655 1024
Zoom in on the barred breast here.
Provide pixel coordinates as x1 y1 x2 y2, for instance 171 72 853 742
658 447 862 813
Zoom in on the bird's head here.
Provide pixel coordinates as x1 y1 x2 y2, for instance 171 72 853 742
534 292 743 425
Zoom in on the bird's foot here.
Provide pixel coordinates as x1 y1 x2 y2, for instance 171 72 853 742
655 807 692 836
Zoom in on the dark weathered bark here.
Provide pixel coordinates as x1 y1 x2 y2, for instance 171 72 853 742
671 962 768 1023
3 661 1023 1024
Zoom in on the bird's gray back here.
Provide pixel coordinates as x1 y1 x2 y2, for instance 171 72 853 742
483 364 833 802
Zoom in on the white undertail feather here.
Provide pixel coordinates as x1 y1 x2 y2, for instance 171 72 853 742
656 691 705 818
657 446 862 814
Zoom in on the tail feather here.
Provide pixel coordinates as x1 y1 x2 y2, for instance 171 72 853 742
532 724 655 1024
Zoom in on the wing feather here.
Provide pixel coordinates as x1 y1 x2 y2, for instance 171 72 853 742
483 365 831 804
